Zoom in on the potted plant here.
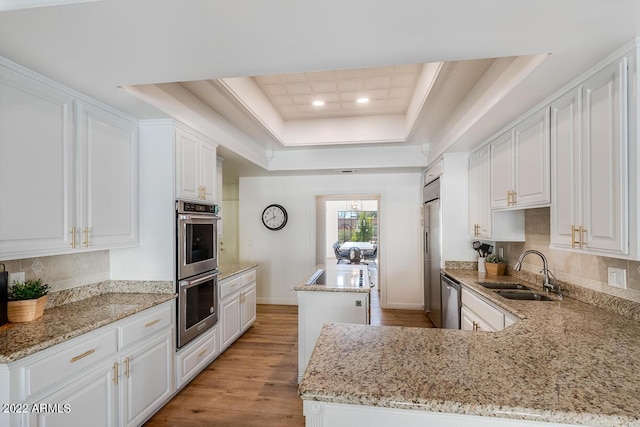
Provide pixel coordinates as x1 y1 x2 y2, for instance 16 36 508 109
7 279 50 322
484 255 507 276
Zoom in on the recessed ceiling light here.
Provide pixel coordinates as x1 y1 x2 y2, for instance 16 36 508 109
312 100 325 106
357 97 369 104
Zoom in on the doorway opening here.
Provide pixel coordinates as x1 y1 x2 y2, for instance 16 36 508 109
315 195 382 305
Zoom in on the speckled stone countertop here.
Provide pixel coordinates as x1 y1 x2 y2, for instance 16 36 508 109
219 262 258 280
0 292 176 364
294 264 372 294
299 270 640 426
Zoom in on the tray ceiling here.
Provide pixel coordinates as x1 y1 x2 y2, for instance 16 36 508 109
253 64 422 120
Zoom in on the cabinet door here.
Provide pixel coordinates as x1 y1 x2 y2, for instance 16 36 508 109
550 88 582 249
121 330 173 427
477 146 492 238
221 294 241 350
240 283 257 332
468 151 481 237
513 108 550 207
582 58 628 254
26 362 118 427
78 102 138 249
460 306 476 331
200 141 217 203
489 131 513 209
0 67 76 258
175 128 200 201
469 147 491 239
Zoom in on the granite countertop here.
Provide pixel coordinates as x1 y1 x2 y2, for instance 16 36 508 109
0 292 176 364
299 269 640 426
219 262 258 280
294 264 372 294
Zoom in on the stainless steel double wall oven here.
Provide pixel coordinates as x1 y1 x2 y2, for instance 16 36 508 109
176 200 220 348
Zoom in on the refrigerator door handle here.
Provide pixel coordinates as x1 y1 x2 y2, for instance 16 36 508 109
425 231 429 255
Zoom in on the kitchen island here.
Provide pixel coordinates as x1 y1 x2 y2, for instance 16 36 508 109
298 270 640 426
295 263 373 383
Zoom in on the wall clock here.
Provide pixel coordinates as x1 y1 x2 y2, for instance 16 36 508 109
262 204 288 230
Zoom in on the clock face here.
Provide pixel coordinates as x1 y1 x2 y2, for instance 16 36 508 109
262 204 288 230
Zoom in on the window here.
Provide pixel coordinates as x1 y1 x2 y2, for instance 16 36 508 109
338 211 377 243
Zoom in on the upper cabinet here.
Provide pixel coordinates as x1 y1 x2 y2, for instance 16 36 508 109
77 102 138 250
490 108 550 210
551 58 628 255
469 146 491 239
0 66 76 257
175 128 218 203
0 58 138 260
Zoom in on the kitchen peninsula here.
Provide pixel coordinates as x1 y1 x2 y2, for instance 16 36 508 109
295 264 373 383
298 270 640 427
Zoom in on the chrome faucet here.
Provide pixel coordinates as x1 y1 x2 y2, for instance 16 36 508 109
513 250 556 293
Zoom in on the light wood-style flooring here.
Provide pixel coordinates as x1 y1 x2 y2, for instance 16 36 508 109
145 292 432 427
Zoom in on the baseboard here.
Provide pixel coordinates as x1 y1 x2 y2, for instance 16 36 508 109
384 302 424 310
256 297 297 305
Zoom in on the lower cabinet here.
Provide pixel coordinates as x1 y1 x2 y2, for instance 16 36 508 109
121 331 173 427
219 268 257 353
7 301 175 427
175 325 219 390
461 287 518 332
27 360 118 427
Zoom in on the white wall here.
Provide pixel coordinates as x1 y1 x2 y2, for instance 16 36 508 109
239 173 422 308
110 122 175 280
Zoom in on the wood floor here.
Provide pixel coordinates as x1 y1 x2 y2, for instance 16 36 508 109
145 293 432 427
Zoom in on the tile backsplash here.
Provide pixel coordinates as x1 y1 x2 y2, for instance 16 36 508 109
499 208 640 304
1 251 110 293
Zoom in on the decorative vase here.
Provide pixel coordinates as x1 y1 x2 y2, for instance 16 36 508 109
7 295 48 323
485 262 506 276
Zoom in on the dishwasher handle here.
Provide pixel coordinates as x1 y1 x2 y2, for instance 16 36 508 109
441 273 461 291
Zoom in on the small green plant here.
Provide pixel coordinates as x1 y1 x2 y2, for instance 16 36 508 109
485 254 505 264
8 279 50 300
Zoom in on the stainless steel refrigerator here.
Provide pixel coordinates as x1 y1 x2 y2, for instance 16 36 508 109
423 178 441 327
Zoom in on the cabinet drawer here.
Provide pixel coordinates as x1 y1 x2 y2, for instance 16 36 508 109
240 270 256 286
23 329 118 399
220 277 242 299
177 326 217 388
119 303 173 349
461 288 504 330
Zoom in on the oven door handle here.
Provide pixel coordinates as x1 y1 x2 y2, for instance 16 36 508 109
179 271 220 288
178 214 221 221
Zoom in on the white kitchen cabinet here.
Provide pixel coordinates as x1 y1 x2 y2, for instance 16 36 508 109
490 108 550 210
27 360 118 427
76 101 138 250
120 330 173 427
220 293 241 350
175 127 218 203
469 146 525 242
5 301 175 427
0 57 138 260
0 63 76 258
240 282 257 332
175 325 219 389
461 286 517 332
219 268 257 352
469 146 491 239
551 58 628 255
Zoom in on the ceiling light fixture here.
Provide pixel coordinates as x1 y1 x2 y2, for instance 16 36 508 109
312 100 325 106
357 97 369 104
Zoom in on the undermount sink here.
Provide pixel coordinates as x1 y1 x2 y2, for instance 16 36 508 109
477 282 530 290
495 291 552 301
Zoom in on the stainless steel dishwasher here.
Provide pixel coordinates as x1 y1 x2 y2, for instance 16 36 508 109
441 273 461 329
